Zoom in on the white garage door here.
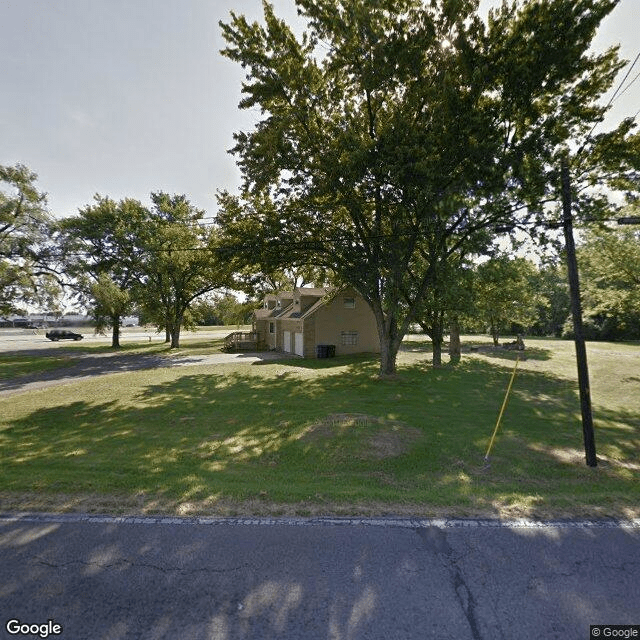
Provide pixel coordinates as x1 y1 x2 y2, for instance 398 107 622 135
294 332 304 356
283 330 291 353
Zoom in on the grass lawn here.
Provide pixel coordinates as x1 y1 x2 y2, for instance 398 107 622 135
0 354 79 379
55 336 229 358
0 336 638 519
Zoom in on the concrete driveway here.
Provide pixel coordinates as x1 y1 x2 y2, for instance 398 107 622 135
1 514 638 640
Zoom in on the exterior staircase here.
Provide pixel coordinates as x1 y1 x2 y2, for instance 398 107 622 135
223 331 261 352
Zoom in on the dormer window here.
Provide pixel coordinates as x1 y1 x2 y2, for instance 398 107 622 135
343 297 355 308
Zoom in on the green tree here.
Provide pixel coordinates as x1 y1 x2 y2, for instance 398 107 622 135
414 253 476 366
56 196 149 347
215 293 254 326
469 255 542 345
218 0 632 376
0 164 60 315
137 193 233 348
529 261 570 337
573 223 640 339
190 299 224 326
91 274 131 344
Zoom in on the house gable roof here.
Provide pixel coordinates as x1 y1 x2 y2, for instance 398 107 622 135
294 287 328 297
256 286 365 322
300 297 328 319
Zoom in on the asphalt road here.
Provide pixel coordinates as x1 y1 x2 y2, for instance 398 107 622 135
0 328 230 353
1 515 638 640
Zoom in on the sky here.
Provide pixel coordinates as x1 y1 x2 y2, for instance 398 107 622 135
1 0 639 220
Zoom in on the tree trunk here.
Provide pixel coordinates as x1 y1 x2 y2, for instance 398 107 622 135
430 312 444 367
379 334 400 376
170 314 183 348
170 324 181 349
448 316 461 364
417 318 443 366
490 319 499 346
432 337 442 367
111 315 121 349
165 325 171 343
373 305 403 377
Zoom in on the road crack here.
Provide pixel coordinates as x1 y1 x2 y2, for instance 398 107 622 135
416 527 500 640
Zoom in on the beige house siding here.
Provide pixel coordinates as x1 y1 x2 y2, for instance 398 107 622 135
313 288 380 355
264 319 277 349
252 286 379 358
303 315 316 358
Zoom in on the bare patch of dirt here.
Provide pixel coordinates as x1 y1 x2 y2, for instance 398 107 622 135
300 413 422 460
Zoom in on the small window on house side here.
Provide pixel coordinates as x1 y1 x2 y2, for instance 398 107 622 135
269 322 275 334
343 297 355 308
341 331 358 345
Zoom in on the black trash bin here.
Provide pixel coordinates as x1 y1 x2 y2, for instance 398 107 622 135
316 344 328 358
327 345 336 357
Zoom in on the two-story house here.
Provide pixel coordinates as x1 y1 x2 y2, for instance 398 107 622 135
253 287 380 357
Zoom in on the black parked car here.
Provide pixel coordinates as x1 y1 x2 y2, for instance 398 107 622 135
45 329 84 341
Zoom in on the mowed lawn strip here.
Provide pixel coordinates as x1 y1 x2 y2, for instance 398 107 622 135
0 354 79 380
0 337 638 518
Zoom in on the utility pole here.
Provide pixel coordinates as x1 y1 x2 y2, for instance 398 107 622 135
560 154 597 467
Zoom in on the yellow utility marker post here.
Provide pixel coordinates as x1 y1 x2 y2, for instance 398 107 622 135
484 356 520 464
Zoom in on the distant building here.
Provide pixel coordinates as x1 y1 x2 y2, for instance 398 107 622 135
0 315 34 328
0 313 92 328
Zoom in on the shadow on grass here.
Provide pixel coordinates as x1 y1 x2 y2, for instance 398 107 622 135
0 354 80 381
400 337 553 362
0 353 168 394
253 352 380 372
62 336 227 355
466 346 553 362
1 356 637 517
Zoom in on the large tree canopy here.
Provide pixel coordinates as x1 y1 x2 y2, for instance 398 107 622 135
56 193 233 348
0 164 60 315
218 0 637 375
56 195 149 347
137 193 233 348
468 254 543 345
575 221 640 340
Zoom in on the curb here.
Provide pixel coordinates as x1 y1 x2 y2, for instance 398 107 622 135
1 512 639 529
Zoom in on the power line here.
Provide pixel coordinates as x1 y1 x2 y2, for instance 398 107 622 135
613 68 640 102
607 51 640 107
578 50 640 156
33 213 638 262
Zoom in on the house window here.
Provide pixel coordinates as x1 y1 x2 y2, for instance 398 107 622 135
269 322 275 334
341 331 358 345
343 297 355 308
